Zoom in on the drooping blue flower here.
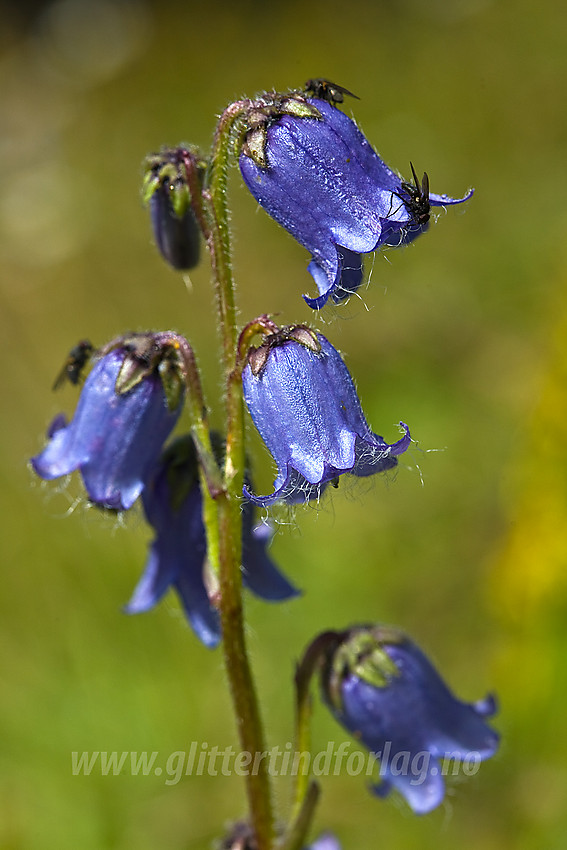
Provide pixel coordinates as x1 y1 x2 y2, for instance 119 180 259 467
242 325 410 506
125 435 299 648
321 625 499 814
31 334 185 511
239 92 472 309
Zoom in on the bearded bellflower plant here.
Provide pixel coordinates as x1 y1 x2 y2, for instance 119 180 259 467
31 79 498 849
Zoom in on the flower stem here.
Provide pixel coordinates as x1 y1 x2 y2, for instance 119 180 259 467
205 99 274 850
286 632 342 840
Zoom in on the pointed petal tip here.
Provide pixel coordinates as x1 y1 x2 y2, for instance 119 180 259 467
242 482 280 507
303 291 330 310
429 186 474 206
192 622 222 649
390 421 412 456
474 692 498 718
373 761 446 815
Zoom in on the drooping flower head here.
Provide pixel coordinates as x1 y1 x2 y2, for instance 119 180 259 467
238 87 472 308
125 434 299 647
319 625 499 814
142 146 206 271
32 332 186 511
241 324 410 506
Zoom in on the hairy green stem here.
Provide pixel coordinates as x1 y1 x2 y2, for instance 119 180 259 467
290 632 342 828
206 99 274 850
279 781 321 850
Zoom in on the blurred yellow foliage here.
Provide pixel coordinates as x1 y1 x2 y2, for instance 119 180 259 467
490 277 567 625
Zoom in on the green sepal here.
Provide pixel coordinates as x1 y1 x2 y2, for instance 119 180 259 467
239 93 321 169
280 96 322 120
246 324 321 377
158 352 186 413
325 626 404 712
114 334 186 413
141 147 208 217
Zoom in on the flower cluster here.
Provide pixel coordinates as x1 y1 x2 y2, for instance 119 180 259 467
31 78 498 846
32 333 297 645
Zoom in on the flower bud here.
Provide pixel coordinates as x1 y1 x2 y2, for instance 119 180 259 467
142 147 205 271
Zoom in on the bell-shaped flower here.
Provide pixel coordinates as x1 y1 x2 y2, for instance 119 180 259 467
31 333 186 511
239 92 472 308
242 325 410 506
321 625 499 814
125 435 299 648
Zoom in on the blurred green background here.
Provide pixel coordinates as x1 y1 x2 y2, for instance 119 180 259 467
2 0 567 847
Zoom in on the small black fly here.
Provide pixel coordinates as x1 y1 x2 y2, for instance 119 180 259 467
398 162 430 226
304 78 359 105
52 340 95 391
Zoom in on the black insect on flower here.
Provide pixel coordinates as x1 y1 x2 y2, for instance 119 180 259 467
52 339 95 391
239 93 473 308
33 332 186 511
397 162 431 228
304 78 359 105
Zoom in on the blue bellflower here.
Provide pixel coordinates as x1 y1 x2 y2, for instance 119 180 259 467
242 325 410 506
125 435 299 647
322 626 499 814
32 334 185 511
239 92 472 308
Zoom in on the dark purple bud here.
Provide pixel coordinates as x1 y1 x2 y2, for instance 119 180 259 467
125 435 299 648
239 93 472 308
142 147 206 271
31 333 186 511
242 326 410 505
320 625 499 814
